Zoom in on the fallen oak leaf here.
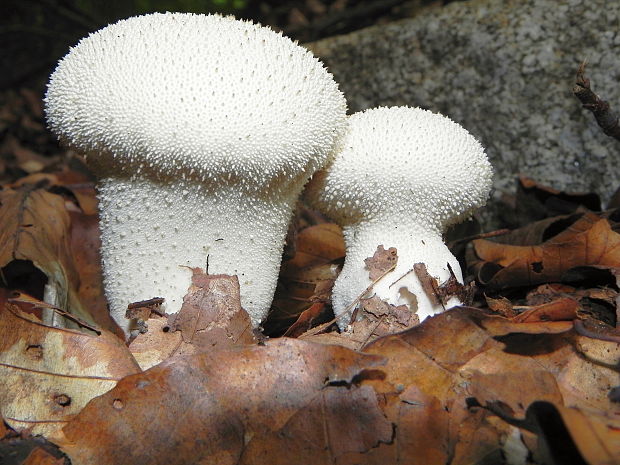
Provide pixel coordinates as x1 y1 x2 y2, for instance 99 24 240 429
170 270 254 348
283 302 326 338
54 339 387 465
512 297 581 323
470 213 620 290
0 301 140 437
473 399 620 465
129 271 255 370
0 186 95 328
240 384 392 465
22 446 66 465
270 223 344 332
361 307 619 463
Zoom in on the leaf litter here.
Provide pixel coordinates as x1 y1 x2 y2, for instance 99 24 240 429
1 81 620 464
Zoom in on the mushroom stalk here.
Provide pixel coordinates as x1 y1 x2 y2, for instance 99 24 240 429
334 219 463 325
98 176 304 327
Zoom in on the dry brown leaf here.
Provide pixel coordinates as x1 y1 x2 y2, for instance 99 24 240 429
485 295 516 317
68 209 120 336
525 331 620 412
55 339 387 465
0 186 93 327
130 271 255 370
0 302 140 437
22 446 66 465
477 400 620 465
512 296 580 322
0 418 8 438
471 213 620 289
364 245 398 280
241 384 392 465
9 163 99 216
283 302 325 337
515 175 601 224
361 307 620 463
281 223 345 271
270 223 344 330
550 404 620 465
25 304 618 463
127 314 183 371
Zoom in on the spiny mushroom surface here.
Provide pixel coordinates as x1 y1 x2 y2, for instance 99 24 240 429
305 106 492 328
45 12 347 332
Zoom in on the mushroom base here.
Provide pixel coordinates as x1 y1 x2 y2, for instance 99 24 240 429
334 221 463 330
97 177 297 332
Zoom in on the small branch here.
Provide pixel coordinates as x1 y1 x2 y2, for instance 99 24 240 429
573 60 620 141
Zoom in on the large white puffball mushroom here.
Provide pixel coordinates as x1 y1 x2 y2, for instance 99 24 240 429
305 106 492 328
45 13 347 332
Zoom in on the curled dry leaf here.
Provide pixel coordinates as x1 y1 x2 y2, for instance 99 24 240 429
477 400 620 465
515 175 601 225
0 186 94 327
359 307 620 463
471 212 620 290
283 302 325 337
5 169 117 333
55 338 387 465
68 207 120 336
9 165 99 216
0 302 140 437
22 446 66 465
271 223 344 330
0 418 8 438
511 296 580 323
129 271 255 370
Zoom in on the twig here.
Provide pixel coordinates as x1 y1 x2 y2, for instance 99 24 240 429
573 60 620 141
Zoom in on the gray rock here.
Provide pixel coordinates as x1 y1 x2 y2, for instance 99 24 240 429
308 0 620 208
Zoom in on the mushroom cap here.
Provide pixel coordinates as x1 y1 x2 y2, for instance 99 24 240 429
45 12 346 191
306 106 493 232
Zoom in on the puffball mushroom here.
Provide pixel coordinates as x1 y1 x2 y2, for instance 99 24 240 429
305 106 492 328
45 12 346 332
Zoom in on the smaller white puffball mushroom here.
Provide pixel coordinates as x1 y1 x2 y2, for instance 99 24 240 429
45 13 347 332
305 106 493 328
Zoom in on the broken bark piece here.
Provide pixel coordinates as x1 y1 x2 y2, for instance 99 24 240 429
364 245 398 281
